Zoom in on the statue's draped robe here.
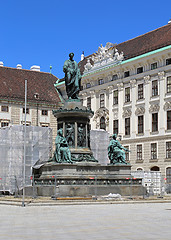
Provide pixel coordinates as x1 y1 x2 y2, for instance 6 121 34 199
63 59 81 99
108 139 125 163
53 134 71 163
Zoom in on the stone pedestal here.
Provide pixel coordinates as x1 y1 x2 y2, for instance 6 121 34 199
33 162 144 197
53 99 97 162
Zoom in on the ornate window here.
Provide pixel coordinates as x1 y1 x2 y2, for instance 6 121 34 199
151 143 157 159
138 84 143 100
137 67 143 74
125 87 130 103
167 111 171 130
152 113 158 132
113 120 118 134
124 71 130 78
113 90 118 105
151 62 157 70
152 80 158 96
167 76 171 93
87 97 91 109
137 145 142 160
138 115 144 134
166 142 171 159
100 94 105 108
100 116 106 130
125 117 130 135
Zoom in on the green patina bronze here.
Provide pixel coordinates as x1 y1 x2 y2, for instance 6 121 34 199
108 134 130 165
63 52 82 99
52 129 72 163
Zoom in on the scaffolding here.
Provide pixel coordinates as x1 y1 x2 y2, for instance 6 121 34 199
0 125 52 193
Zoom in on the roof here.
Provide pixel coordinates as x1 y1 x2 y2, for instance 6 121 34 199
0 67 62 106
78 23 171 75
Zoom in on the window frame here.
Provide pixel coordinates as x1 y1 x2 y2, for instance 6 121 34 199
167 76 171 93
100 94 105 108
125 87 130 103
112 74 118 81
137 144 143 160
113 90 118 105
137 67 143 74
98 79 104 85
42 110 48 116
23 108 30 114
124 71 130 78
138 84 144 100
167 110 171 130
113 119 118 135
1 106 9 112
1 121 9 127
152 113 158 132
152 80 158 96
151 62 157 70
138 115 144 134
151 143 157 160
87 97 91 109
125 117 130 136
166 58 171 66
166 142 171 159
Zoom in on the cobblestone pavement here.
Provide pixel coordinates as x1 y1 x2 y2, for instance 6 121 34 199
0 203 171 240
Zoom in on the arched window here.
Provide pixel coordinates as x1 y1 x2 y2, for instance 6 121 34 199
100 116 106 130
150 166 160 171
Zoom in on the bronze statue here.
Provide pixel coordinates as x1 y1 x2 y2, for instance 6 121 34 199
63 52 82 99
108 134 130 164
53 129 72 163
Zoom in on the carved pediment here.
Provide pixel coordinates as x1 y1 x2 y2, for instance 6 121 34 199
164 101 171 111
122 108 132 118
135 107 145 116
149 104 160 113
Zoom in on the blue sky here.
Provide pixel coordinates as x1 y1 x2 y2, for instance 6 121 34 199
0 0 171 79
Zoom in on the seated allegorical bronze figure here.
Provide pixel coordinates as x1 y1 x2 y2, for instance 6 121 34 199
108 134 130 165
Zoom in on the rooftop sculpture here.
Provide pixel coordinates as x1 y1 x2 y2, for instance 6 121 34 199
84 43 124 74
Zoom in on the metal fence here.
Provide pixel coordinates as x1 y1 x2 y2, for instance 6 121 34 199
0 125 52 193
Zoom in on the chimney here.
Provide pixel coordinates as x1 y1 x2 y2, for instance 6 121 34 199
16 64 22 69
0 61 4 67
30 65 40 72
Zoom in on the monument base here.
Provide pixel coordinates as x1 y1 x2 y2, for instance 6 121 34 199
33 162 144 197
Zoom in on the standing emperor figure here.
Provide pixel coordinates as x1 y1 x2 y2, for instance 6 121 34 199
63 52 82 99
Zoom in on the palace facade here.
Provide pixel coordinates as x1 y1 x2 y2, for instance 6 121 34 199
58 23 171 180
